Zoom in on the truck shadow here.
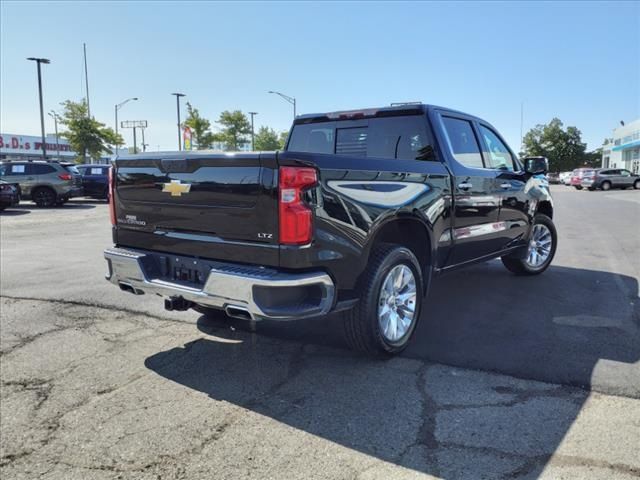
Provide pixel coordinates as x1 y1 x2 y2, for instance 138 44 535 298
145 263 639 478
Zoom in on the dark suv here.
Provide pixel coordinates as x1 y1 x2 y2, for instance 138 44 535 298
581 168 640 191
77 164 111 200
0 160 83 207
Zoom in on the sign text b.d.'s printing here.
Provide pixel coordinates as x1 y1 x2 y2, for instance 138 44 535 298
0 133 75 157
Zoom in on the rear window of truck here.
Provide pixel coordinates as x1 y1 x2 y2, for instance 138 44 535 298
288 116 437 161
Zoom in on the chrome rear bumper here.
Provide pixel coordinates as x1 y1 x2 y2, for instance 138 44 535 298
104 247 335 321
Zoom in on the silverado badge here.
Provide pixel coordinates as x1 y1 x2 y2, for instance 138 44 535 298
162 180 192 197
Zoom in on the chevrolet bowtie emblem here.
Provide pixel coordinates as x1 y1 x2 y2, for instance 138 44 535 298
162 180 192 197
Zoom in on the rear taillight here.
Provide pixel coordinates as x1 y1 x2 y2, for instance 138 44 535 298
278 166 317 245
58 173 72 181
108 167 116 225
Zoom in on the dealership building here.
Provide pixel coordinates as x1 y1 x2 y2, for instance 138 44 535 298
0 133 77 161
601 119 640 174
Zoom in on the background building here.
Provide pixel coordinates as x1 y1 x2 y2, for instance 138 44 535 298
601 119 640 173
0 132 75 161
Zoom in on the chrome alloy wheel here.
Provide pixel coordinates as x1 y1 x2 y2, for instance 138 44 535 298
377 264 417 342
526 223 553 268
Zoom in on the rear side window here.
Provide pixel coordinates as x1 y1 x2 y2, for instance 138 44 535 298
441 117 484 168
30 164 56 174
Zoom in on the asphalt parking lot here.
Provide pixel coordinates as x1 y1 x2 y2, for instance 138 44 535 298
1 186 639 479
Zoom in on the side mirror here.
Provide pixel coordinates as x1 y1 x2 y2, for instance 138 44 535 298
524 156 549 175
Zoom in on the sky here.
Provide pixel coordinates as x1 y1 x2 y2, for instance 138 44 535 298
1 1 639 153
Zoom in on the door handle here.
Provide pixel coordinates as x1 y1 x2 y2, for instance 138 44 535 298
458 182 472 190
27 177 35 180
500 183 511 189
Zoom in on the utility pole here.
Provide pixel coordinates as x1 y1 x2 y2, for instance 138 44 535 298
115 97 138 154
268 90 296 119
133 127 137 154
140 126 147 152
27 57 50 160
171 93 186 150
83 43 91 117
48 111 61 161
248 112 258 150
520 102 524 153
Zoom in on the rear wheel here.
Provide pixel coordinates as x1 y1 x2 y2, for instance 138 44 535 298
502 214 557 276
601 181 611 191
634 180 640 190
344 244 422 356
32 187 56 208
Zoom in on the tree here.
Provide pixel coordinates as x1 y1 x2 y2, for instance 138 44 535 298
522 118 588 172
184 102 214 149
278 131 289 149
212 110 251 151
254 126 281 150
58 100 121 162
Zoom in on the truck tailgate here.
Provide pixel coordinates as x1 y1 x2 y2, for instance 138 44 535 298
113 153 279 266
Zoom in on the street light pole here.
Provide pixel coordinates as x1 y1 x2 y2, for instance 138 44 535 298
48 111 61 161
27 57 50 159
268 90 296 119
171 93 186 151
115 97 138 155
248 112 258 150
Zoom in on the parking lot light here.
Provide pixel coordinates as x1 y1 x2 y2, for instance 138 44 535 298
27 57 50 159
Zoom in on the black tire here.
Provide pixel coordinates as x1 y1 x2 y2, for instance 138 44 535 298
574 185 583 190
601 181 611 191
32 187 57 208
501 214 557 276
343 244 423 356
634 180 640 190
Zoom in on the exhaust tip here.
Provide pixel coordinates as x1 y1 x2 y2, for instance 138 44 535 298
224 305 253 321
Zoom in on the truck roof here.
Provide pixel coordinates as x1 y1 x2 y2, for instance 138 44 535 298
294 103 473 124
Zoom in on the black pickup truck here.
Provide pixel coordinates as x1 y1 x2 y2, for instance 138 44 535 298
104 103 556 356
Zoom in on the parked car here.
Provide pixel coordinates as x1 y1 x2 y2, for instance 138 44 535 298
569 168 593 189
0 160 83 207
547 172 561 184
0 180 20 211
77 164 111 200
559 171 572 185
581 168 640 191
104 103 556 356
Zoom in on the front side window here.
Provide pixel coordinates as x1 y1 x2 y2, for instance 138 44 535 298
621 170 631 177
479 125 514 171
2 164 27 175
441 117 484 168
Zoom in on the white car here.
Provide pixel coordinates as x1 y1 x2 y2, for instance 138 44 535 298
559 172 572 185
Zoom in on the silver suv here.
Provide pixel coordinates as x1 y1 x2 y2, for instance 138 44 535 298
581 168 640 191
0 160 83 207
